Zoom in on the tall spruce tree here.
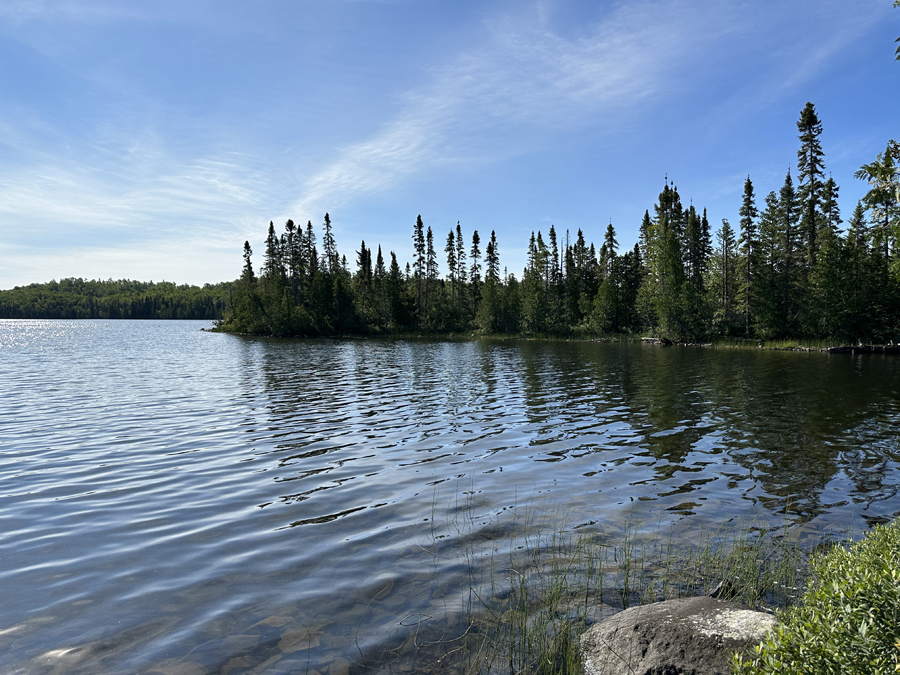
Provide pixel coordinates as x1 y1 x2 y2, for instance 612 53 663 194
262 221 284 279
284 219 303 303
322 213 337 273
242 241 255 283
454 222 467 318
374 245 388 327
753 191 782 337
305 221 318 281
425 226 438 314
737 176 759 337
445 228 457 313
796 102 825 269
642 182 689 338
354 240 373 323
602 223 618 277
682 205 710 335
387 251 407 327
592 223 622 333
521 231 550 332
476 230 501 333
845 202 871 337
821 177 842 236
413 215 426 315
779 170 802 336
470 230 482 319
638 210 652 264
711 219 738 334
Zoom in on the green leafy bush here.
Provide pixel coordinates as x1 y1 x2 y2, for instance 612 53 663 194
733 520 900 674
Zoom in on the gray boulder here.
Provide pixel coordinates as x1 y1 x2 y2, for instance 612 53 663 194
580 596 777 675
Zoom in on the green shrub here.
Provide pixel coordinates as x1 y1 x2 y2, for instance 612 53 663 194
733 520 900 674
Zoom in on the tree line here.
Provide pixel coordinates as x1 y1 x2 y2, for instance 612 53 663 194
0 278 231 320
221 102 899 342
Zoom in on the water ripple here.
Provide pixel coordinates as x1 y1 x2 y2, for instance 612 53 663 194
3 322 900 672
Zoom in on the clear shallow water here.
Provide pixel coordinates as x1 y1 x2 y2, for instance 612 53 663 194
2 319 900 674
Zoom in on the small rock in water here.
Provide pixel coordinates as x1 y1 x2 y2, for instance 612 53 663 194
278 629 320 652
254 615 294 628
328 656 351 675
221 634 260 652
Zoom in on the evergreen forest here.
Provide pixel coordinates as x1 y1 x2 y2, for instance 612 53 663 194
220 103 899 343
0 278 230 320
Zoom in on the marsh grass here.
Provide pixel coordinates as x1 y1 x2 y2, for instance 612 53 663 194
400 509 817 675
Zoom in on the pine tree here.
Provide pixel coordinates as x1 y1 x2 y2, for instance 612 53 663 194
806 217 844 338
455 222 467 319
425 226 437 313
845 202 871 337
413 215 426 315
476 231 501 333
374 245 387 327
322 213 337 273
486 231 499 281
779 170 802 336
355 240 373 323
737 176 759 337
242 241 255 283
602 223 618 277
680 205 710 336
262 221 285 279
592 223 622 333
470 230 482 319
622 244 644 332
305 221 318 281
820 177 842 236
796 102 825 269
546 225 561 327
711 219 738 334
701 209 713 266
387 251 407 327
753 191 782 337
521 231 550 332
445 229 457 315
639 210 652 263
566 229 596 325
283 219 301 303
642 182 689 338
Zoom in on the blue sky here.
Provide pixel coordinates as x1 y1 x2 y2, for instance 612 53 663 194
1 0 898 289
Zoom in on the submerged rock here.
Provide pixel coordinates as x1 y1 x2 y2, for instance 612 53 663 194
580 596 777 675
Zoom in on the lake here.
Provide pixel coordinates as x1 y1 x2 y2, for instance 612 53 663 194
2 319 899 674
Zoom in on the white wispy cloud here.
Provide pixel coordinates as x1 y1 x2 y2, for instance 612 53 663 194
714 1 885 118
289 0 731 221
0 0 887 288
0 154 271 235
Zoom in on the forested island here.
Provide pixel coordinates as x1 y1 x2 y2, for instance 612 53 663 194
220 102 899 343
0 278 230 320
5 103 894 339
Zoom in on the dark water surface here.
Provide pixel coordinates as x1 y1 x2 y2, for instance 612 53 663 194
2 320 900 674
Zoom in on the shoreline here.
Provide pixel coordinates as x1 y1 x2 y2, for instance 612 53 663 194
215 325 900 355
639 336 900 354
